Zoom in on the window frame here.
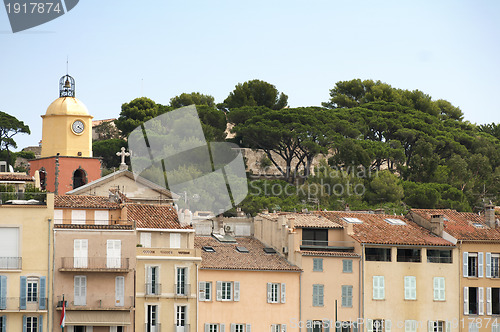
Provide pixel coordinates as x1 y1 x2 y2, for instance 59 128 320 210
404 276 417 300
433 277 445 301
312 284 324 307
343 259 353 273
313 258 323 272
176 267 188 296
365 248 391 262
221 281 232 301
27 277 39 303
373 276 385 300
342 285 353 307
26 316 38 332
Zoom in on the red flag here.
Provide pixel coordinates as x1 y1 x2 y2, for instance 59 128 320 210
60 297 66 328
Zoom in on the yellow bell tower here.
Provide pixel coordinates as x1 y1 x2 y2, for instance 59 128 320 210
40 74 93 158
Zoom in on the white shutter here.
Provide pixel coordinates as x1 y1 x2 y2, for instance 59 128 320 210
373 277 379 299
115 276 124 306
281 283 286 303
234 281 240 301
487 287 492 315
439 278 445 301
385 320 391 332
464 287 469 315
404 276 410 299
110 327 117 332
486 252 492 278
433 277 439 300
107 240 121 268
147 267 153 294
205 324 209 332
74 276 86 305
54 210 63 224
445 321 451 332
71 210 86 224
140 233 152 248
94 210 109 225
479 287 484 315
246 324 251 332
220 323 225 332
74 239 88 268
87 327 93 332
463 252 469 277
231 323 236 332
216 281 222 301
170 233 181 248
428 321 433 332
267 283 272 303
479 253 484 278
199 282 206 301
281 324 287 332
367 319 373 332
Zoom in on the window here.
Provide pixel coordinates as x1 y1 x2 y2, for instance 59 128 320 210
463 252 483 278
0 227 20 269
342 285 353 307
343 259 353 273
427 250 452 263
26 316 38 332
493 321 500 332
231 324 251 332
205 324 225 332
429 321 445 332
490 288 500 315
176 267 187 296
140 233 152 248
71 210 86 224
271 324 286 332
0 316 5 332
267 283 286 303
216 281 240 301
0 277 6 309
176 305 186 328
369 320 385 332
27 278 38 302
365 248 391 262
170 233 181 248
302 228 328 246
106 240 121 268
54 210 63 224
373 276 385 300
487 253 500 278
404 276 416 300
433 277 445 301
147 266 159 295
115 276 124 307
464 287 484 315
405 320 418 332
313 284 324 306
20 276 46 310
73 239 88 268
313 258 323 272
147 305 158 332
397 249 421 262
469 323 479 332
199 281 212 301
94 210 109 225
74 276 86 306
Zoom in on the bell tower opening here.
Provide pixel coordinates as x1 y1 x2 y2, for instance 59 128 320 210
72 168 87 189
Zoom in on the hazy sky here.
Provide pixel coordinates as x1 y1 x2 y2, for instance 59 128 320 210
1 1 499 151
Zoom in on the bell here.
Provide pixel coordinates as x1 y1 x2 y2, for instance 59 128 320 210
64 78 71 88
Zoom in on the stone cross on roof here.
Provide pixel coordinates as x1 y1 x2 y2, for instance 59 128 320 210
116 147 130 171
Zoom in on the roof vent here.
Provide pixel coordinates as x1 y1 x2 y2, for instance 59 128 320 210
236 246 249 253
263 247 277 254
202 246 215 252
473 223 485 228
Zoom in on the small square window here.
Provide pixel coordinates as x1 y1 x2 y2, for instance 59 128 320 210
343 259 353 273
313 258 323 272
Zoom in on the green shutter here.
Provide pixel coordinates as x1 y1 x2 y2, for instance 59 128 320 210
39 277 46 310
22 315 27 332
0 276 6 310
20 276 27 310
39 315 43 332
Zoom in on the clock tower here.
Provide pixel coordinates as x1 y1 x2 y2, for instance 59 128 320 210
29 75 102 194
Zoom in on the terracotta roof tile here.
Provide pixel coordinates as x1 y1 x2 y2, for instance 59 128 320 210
259 212 342 228
195 236 301 271
409 209 500 241
0 173 33 182
316 211 453 246
300 250 360 257
127 204 191 229
55 195 121 209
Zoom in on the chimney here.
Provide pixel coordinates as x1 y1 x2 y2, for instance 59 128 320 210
262 208 269 215
288 217 295 229
346 222 354 236
374 208 385 215
485 204 496 228
430 214 444 236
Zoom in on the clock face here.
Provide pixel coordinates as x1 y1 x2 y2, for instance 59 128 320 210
72 120 85 134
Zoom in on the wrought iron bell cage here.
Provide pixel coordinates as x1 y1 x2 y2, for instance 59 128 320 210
59 74 75 97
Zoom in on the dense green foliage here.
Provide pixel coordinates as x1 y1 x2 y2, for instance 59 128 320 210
221 79 288 110
0 111 30 166
93 139 128 169
170 92 215 109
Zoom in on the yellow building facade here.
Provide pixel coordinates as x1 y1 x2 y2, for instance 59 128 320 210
0 193 54 332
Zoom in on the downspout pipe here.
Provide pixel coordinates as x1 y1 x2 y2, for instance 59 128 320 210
47 218 52 332
361 243 365 325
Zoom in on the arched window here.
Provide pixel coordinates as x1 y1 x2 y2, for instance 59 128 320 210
72 168 87 189
39 168 47 191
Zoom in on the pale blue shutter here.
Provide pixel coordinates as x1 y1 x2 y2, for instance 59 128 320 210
324 320 330 332
20 276 27 310
39 277 46 310
0 276 6 309
246 324 251 332
307 320 313 332
22 315 27 332
1 315 6 331
39 315 43 332
319 285 324 306
353 322 358 332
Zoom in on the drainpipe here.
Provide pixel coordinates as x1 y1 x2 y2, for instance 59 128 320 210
52 228 56 332
459 240 463 326
54 153 60 195
299 271 302 332
47 218 52 332
361 243 365 323
196 262 199 332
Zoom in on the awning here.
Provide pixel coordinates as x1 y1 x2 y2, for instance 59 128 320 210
65 311 131 326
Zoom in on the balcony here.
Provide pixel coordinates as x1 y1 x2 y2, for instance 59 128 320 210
56 295 134 310
144 323 161 332
0 192 47 205
145 283 162 297
173 324 190 332
0 297 47 311
174 284 191 298
136 248 201 258
59 257 130 272
300 240 355 251
0 257 22 270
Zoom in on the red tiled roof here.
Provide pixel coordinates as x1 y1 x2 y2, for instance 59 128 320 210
409 209 500 241
259 212 343 228
127 204 191 229
300 250 360 258
55 195 121 209
195 236 301 271
0 173 33 182
316 211 453 246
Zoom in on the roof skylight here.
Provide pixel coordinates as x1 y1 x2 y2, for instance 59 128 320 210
263 247 277 254
385 218 406 225
342 217 363 224
202 246 215 252
236 246 249 253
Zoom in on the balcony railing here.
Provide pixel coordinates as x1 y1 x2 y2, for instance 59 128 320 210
145 323 161 332
59 257 130 271
0 257 22 269
0 297 47 311
56 295 134 310
174 283 191 297
145 283 162 296
136 248 200 257
300 240 355 250
0 192 47 205
174 324 190 332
